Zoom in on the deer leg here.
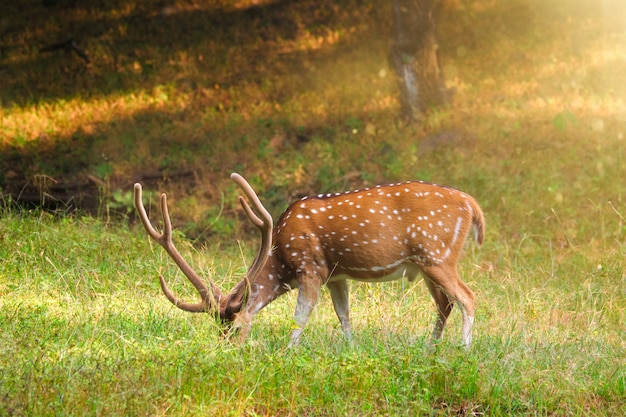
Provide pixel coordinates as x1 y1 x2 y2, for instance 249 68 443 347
290 274 322 346
235 282 289 343
422 265 476 348
423 276 453 343
327 279 352 339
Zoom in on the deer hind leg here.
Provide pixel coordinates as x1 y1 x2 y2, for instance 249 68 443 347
422 264 476 348
290 273 322 346
326 279 352 339
423 276 453 344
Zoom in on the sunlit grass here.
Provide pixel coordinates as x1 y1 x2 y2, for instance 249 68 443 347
0 89 176 146
0 209 624 415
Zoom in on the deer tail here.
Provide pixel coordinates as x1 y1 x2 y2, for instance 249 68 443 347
469 198 485 246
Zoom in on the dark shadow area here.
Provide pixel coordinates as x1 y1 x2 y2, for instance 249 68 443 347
0 0 377 106
0 0 387 214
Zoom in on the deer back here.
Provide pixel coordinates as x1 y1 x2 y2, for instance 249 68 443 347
270 181 484 282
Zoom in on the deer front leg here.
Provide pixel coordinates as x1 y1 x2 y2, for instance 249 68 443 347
289 274 322 346
235 282 289 343
327 279 352 339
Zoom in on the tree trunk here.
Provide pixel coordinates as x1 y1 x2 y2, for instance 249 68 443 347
390 0 450 121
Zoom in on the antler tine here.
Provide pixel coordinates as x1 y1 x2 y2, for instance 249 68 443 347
238 196 264 228
134 183 222 312
230 173 273 280
134 183 164 241
157 275 216 312
230 173 272 227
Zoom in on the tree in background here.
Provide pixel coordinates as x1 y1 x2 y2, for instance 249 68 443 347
390 0 450 120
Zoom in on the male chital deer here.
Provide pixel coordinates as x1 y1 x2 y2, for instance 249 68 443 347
134 173 484 347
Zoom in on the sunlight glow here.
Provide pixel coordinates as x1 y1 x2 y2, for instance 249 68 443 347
1 88 181 147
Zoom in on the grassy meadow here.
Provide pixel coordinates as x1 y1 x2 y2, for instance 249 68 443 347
1 0 625 415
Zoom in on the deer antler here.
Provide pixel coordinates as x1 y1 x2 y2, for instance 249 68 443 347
133 174 274 317
230 173 274 281
134 183 223 312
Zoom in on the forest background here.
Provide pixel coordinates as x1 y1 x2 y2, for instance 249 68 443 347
1 0 625 415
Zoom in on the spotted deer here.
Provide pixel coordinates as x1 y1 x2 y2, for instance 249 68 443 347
134 173 484 347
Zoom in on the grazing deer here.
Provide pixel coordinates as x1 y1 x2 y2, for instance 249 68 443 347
134 173 484 347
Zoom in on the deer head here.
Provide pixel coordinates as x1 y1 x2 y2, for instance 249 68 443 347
135 173 484 347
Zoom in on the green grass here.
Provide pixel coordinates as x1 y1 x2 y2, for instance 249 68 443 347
1 0 626 415
1 195 624 415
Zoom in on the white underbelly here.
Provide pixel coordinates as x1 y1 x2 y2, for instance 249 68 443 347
327 262 421 283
